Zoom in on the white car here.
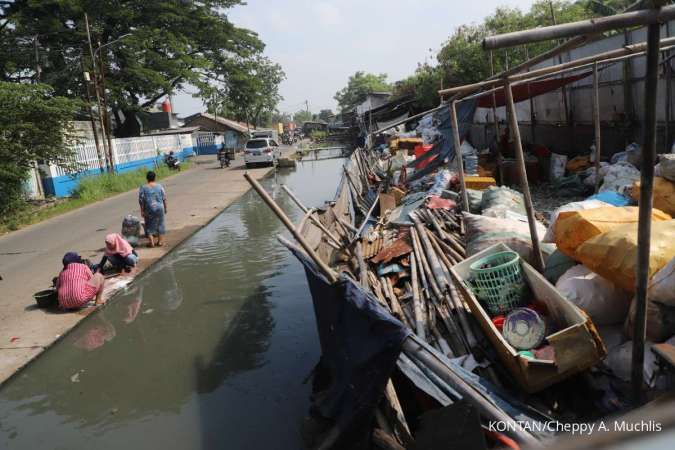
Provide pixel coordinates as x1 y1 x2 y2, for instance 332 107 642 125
244 138 281 168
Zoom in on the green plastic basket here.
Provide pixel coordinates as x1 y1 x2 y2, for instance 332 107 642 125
469 251 525 315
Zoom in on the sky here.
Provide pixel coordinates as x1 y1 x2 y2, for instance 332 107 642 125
172 0 535 117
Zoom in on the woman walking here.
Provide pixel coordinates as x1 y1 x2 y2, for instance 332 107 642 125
139 171 167 247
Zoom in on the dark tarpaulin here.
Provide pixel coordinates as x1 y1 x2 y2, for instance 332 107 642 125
477 71 592 108
282 241 410 449
408 100 477 181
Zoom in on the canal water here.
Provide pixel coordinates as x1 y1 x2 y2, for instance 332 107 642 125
0 158 345 450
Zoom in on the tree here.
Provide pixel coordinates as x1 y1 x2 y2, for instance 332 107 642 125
293 110 313 124
393 63 444 111
0 82 81 215
334 71 390 112
1 1 266 136
318 109 334 122
206 55 285 127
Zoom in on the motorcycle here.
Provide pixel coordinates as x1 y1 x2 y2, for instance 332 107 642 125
164 152 181 171
218 148 231 168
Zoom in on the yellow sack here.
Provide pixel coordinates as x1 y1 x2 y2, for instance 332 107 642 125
554 206 671 258
575 220 675 292
630 177 675 216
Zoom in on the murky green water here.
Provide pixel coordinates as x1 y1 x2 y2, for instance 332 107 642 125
0 158 345 450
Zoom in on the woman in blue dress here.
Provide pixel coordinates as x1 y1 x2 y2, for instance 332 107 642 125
138 171 167 247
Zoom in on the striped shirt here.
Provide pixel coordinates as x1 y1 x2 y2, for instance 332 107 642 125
57 263 98 309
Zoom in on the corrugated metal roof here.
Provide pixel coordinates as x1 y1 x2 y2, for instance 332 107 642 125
185 113 251 134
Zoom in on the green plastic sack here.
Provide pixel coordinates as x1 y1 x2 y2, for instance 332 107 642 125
543 249 576 284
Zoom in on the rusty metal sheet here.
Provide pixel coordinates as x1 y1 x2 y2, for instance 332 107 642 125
371 232 412 264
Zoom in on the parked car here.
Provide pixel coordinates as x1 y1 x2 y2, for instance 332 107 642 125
244 138 281 168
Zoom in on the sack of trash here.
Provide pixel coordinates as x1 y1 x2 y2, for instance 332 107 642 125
629 176 675 216
624 296 675 343
465 189 483 214
566 155 592 173
550 153 567 180
552 174 589 197
610 143 641 167
575 219 675 292
656 153 675 182
605 340 658 386
600 162 640 195
554 206 671 258
480 186 527 218
463 212 549 265
543 249 577 284
542 199 610 243
555 265 631 325
648 257 675 306
121 214 142 246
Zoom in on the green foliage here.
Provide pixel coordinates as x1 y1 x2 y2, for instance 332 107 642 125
318 109 334 122
293 109 313 124
0 82 81 216
309 130 328 141
393 63 444 111
1 0 268 135
205 55 285 126
334 71 390 112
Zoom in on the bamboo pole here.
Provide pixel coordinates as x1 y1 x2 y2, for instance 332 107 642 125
632 20 660 407
245 173 338 283
354 240 369 288
449 101 470 211
503 79 545 273
593 61 603 194
410 253 426 341
483 5 675 50
281 185 345 248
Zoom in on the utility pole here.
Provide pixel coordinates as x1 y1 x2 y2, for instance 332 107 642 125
85 13 112 172
81 58 105 173
97 39 115 171
305 100 310 117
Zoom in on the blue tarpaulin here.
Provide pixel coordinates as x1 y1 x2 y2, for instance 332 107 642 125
409 100 477 181
282 240 410 448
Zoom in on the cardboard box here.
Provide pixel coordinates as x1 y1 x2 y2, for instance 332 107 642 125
464 176 496 190
451 243 606 393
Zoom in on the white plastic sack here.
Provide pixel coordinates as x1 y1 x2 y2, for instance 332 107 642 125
605 341 657 386
600 162 641 195
657 154 675 182
550 153 567 180
542 199 611 243
648 257 675 306
555 265 631 326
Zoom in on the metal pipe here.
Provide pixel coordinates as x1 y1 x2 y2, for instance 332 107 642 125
593 62 603 193
440 36 675 97
483 5 675 50
244 173 338 283
631 20 660 406
503 80 545 272
449 101 470 211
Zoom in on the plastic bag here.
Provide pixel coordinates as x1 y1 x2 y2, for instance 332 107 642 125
554 206 670 259
605 341 657 386
648 257 675 306
600 162 640 195
587 191 632 207
463 212 548 266
121 214 142 246
542 199 610 243
466 189 483 214
575 219 675 292
480 186 526 217
543 249 577 284
629 176 675 216
624 296 675 343
657 154 675 182
555 265 631 325
550 153 567 180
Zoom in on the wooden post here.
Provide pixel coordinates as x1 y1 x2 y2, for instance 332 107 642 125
489 51 504 186
503 79 545 272
524 45 537 145
632 21 660 406
449 101 470 211
244 173 338 284
593 61 602 193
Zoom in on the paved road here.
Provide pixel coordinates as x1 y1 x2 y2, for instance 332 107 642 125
0 151 293 384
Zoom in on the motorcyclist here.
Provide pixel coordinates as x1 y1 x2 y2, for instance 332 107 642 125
164 151 180 171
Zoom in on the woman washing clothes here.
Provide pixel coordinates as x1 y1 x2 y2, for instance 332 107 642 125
139 171 167 247
97 233 138 273
56 252 106 309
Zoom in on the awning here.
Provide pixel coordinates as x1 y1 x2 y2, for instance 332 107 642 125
476 71 592 108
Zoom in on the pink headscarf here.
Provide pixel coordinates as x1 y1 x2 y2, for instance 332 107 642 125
105 233 133 257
